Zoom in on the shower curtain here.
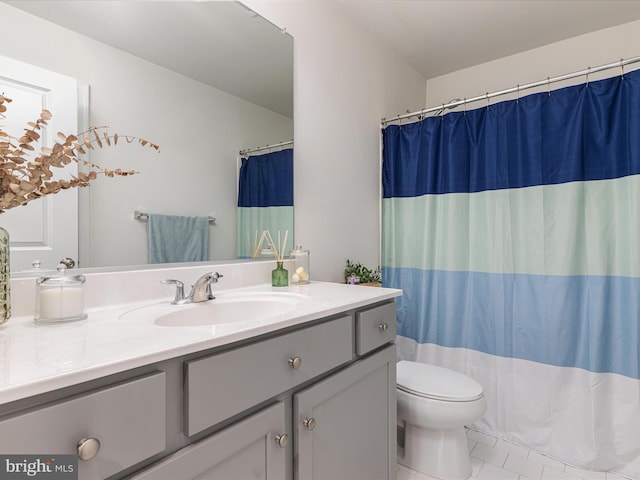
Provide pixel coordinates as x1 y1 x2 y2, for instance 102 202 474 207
382 70 640 476
237 148 293 258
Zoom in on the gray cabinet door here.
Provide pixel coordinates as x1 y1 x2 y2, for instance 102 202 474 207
294 345 396 480
131 402 287 480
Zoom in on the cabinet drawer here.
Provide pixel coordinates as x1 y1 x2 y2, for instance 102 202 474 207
185 315 353 436
0 371 166 480
355 302 397 355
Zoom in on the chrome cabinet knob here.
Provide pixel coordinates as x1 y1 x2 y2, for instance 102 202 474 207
77 437 100 460
275 433 289 448
303 417 316 431
288 357 302 369
377 322 389 332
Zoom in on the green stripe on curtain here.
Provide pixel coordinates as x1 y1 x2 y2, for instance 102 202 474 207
383 175 640 277
237 206 294 258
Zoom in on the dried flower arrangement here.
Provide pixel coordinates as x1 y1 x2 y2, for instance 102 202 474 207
0 93 159 212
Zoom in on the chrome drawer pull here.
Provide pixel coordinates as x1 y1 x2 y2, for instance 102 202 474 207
288 356 302 369
77 437 101 460
377 322 389 332
275 433 289 448
303 417 316 431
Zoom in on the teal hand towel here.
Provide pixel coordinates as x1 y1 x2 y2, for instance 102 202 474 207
147 214 209 264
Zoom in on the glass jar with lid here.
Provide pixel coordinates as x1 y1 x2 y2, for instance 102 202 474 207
35 265 87 323
289 244 310 285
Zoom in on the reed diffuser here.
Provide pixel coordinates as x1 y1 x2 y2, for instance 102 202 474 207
248 230 268 259
266 230 289 287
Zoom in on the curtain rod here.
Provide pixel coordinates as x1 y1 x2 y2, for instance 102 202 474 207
381 55 640 126
239 140 293 157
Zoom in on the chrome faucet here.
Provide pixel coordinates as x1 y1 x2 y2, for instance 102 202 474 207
161 272 224 305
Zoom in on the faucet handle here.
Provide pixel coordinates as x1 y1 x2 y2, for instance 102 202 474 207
161 279 185 304
211 272 224 282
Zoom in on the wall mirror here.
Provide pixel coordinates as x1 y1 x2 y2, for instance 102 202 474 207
0 1 293 272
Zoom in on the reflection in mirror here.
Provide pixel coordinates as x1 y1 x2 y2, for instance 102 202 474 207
0 58 83 272
237 144 294 259
0 1 293 272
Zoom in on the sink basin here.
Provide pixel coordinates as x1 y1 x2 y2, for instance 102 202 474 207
120 291 311 327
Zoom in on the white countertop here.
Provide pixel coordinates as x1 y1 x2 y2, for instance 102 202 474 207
0 281 401 406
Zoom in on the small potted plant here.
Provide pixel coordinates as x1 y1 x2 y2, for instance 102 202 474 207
344 259 381 286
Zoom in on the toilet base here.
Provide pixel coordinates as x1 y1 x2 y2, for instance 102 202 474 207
399 423 471 480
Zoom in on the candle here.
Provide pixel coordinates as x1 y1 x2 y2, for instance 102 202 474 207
35 273 87 323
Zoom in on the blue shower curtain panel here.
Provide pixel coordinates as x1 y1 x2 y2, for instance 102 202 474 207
237 148 294 258
382 69 640 474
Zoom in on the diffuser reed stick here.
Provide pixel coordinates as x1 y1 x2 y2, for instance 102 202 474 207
265 229 289 262
251 230 267 259
282 230 289 258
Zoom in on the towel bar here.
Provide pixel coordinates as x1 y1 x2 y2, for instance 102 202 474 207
134 210 216 225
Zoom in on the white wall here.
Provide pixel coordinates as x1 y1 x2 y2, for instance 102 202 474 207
244 1 426 282
0 3 293 268
425 19 640 112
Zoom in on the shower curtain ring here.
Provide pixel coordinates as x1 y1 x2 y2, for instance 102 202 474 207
547 77 551 96
621 58 625 79
516 84 520 103
486 92 490 108
463 98 467 115
586 66 591 86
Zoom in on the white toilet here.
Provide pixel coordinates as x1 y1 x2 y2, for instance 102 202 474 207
396 360 487 480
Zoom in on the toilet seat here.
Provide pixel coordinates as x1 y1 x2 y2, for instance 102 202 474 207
397 361 484 402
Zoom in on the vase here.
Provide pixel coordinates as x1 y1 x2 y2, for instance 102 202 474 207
272 261 288 287
0 227 10 324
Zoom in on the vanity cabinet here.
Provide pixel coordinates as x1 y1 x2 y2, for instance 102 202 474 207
136 301 396 480
0 299 397 480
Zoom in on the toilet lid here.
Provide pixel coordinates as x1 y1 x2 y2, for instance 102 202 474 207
396 361 484 402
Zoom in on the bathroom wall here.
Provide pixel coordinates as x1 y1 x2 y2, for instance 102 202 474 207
425 19 640 112
8 1 633 280
247 3 640 282
0 4 293 268
243 1 427 282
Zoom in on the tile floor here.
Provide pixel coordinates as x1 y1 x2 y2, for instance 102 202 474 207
397 428 632 480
